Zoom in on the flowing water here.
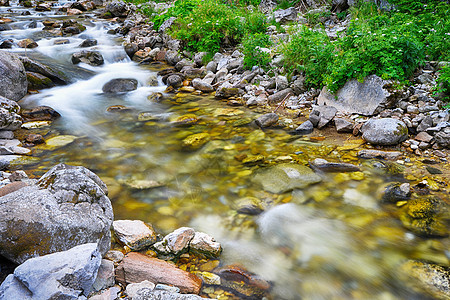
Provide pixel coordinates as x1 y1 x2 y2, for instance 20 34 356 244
1 2 449 299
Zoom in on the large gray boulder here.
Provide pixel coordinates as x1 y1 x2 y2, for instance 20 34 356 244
0 51 27 101
0 243 102 299
0 163 113 264
317 75 393 116
361 118 408 146
0 96 22 130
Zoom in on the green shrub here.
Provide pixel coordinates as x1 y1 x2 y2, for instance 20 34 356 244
282 0 448 93
324 17 424 92
165 0 267 55
151 0 200 31
435 64 450 104
242 33 272 69
281 26 334 88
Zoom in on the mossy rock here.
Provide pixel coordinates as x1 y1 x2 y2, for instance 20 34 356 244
399 196 449 238
182 132 210 151
26 71 54 90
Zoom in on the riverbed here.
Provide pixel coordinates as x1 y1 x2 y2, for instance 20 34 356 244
1 1 449 299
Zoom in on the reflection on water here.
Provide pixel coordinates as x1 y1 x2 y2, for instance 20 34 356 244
2 5 449 299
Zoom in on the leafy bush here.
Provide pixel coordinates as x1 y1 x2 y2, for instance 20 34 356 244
151 0 200 31
165 0 267 55
282 0 448 92
435 64 450 104
281 26 334 88
324 17 424 92
242 33 272 69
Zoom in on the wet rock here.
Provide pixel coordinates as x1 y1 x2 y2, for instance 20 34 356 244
234 197 265 215
53 39 70 45
318 75 392 116
0 163 113 264
0 39 15 48
273 7 297 24
115 252 202 294
255 113 278 128
35 2 51 11
79 38 97 48
215 84 240 99
0 24 11 31
191 78 214 93
167 74 183 88
361 118 408 146
182 133 210 151
155 227 195 255
125 280 156 299
26 71 54 90
172 114 199 126
400 260 450 300
309 158 360 173
0 243 101 299
124 42 138 59
21 106 60 121
399 196 449 238
19 56 68 85
334 117 353 133
92 259 115 293
102 78 138 93
72 50 104 66
106 105 132 113
0 51 27 101
252 163 322 194
381 182 410 203
134 290 205 300
67 8 83 15
105 1 130 17
268 88 293 104
24 133 44 144
295 120 314 135
190 232 222 258
0 96 22 130
181 66 206 79
17 38 38 49
112 220 157 251
216 265 271 299
357 149 403 160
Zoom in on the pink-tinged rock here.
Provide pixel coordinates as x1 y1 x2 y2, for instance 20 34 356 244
115 252 202 294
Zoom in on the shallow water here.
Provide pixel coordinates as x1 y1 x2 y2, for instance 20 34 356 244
2 3 449 299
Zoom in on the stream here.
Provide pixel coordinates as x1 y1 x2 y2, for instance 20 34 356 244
1 1 449 299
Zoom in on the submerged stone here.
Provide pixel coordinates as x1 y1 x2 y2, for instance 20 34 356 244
399 196 449 238
399 260 450 299
252 163 322 194
182 133 210 151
